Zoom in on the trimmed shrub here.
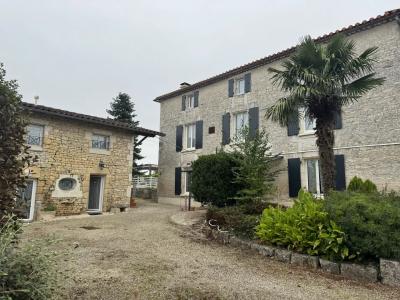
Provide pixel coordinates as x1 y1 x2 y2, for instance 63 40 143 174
347 176 377 193
325 191 400 260
256 190 351 261
191 151 241 207
0 216 59 300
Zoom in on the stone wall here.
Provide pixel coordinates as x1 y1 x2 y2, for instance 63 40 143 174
158 20 400 203
26 114 134 216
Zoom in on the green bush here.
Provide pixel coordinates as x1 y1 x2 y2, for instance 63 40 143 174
256 189 351 260
325 191 400 260
0 216 59 300
206 204 263 239
191 151 241 207
347 176 377 193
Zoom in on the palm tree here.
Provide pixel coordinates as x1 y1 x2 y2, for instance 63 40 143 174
266 35 384 193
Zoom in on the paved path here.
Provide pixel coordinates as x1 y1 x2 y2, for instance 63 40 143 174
23 201 399 300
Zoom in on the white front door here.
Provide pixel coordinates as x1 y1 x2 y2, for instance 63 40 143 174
16 179 37 221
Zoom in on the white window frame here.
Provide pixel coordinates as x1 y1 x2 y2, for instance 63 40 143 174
91 134 110 150
305 158 324 197
26 124 44 146
233 111 249 137
304 114 316 133
184 123 196 150
235 77 245 95
185 94 194 111
183 172 192 195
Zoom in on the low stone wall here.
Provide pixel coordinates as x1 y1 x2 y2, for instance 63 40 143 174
204 226 400 287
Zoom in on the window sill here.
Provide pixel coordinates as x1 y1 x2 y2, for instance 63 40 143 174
180 193 190 197
89 148 111 155
181 148 196 153
298 131 316 137
28 145 43 152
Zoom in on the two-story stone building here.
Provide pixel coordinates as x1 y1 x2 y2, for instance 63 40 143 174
155 9 400 206
18 102 162 220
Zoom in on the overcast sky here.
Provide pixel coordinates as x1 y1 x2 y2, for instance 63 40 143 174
1 0 398 164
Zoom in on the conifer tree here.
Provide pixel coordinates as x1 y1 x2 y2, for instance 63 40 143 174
107 93 144 175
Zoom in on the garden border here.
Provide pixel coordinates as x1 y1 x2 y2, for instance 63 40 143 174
203 221 400 287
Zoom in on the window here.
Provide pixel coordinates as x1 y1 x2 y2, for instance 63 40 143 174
184 172 192 194
92 134 110 150
306 159 323 196
59 178 76 191
185 124 196 149
26 124 44 146
208 126 215 134
234 111 249 136
235 78 245 95
185 94 194 110
304 115 316 132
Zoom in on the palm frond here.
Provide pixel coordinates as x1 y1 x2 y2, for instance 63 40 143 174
265 95 303 127
343 73 385 97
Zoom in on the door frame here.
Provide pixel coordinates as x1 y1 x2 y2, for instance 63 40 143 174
22 179 37 222
87 175 105 213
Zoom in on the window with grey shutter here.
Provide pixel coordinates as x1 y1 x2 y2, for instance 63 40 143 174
194 91 199 108
248 107 259 138
222 113 231 145
334 110 342 129
335 154 346 190
176 125 183 152
287 114 299 136
244 73 251 93
195 120 203 149
288 158 301 197
175 167 181 195
182 95 186 111
228 79 234 97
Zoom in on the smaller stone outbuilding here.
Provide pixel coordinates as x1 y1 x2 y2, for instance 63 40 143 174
18 102 163 220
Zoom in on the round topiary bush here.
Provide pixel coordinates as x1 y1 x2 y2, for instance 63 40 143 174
191 152 241 207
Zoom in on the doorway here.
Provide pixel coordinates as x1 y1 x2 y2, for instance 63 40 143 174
16 179 37 221
88 175 104 214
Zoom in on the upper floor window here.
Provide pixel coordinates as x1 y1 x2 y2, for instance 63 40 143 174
92 134 110 150
304 115 316 132
26 124 44 146
185 94 194 110
235 78 245 95
185 123 196 150
234 111 249 136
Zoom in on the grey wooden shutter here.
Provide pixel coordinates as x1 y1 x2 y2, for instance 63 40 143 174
334 110 342 129
181 96 186 111
195 120 203 149
228 79 234 97
288 158 301 197
244 73 251 93
176 125 183 152
175 167 181 195
222 113 231 145
335 154 346 190
194 91 199 108
248 107 259 138
287 114 299 136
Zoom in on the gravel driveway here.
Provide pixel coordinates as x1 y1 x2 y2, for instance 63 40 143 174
23 201 399 300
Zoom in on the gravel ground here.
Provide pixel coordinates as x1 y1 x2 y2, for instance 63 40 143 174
22 200 400 300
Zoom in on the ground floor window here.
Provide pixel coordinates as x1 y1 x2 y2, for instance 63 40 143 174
306 159 323 196
184 172 192 194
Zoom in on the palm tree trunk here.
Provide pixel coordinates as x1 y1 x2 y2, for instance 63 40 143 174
315 117 335 193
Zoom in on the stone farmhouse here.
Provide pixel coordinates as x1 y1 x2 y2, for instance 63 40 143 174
155 9 400 206
19 102 163 221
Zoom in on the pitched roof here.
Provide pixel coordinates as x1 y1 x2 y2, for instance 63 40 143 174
23 102 165 137
154 8 400 102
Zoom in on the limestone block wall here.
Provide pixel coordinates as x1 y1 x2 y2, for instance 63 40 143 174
158 20 400 203
26 114 134 216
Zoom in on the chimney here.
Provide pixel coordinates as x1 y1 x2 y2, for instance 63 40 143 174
180 82 191 89
34 95 39 105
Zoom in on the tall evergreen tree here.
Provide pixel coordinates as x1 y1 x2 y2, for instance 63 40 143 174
0 63 32 223
107 92 144 175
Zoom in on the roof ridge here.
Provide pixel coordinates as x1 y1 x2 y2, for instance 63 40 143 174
22 102 164 137
154 8 400 102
